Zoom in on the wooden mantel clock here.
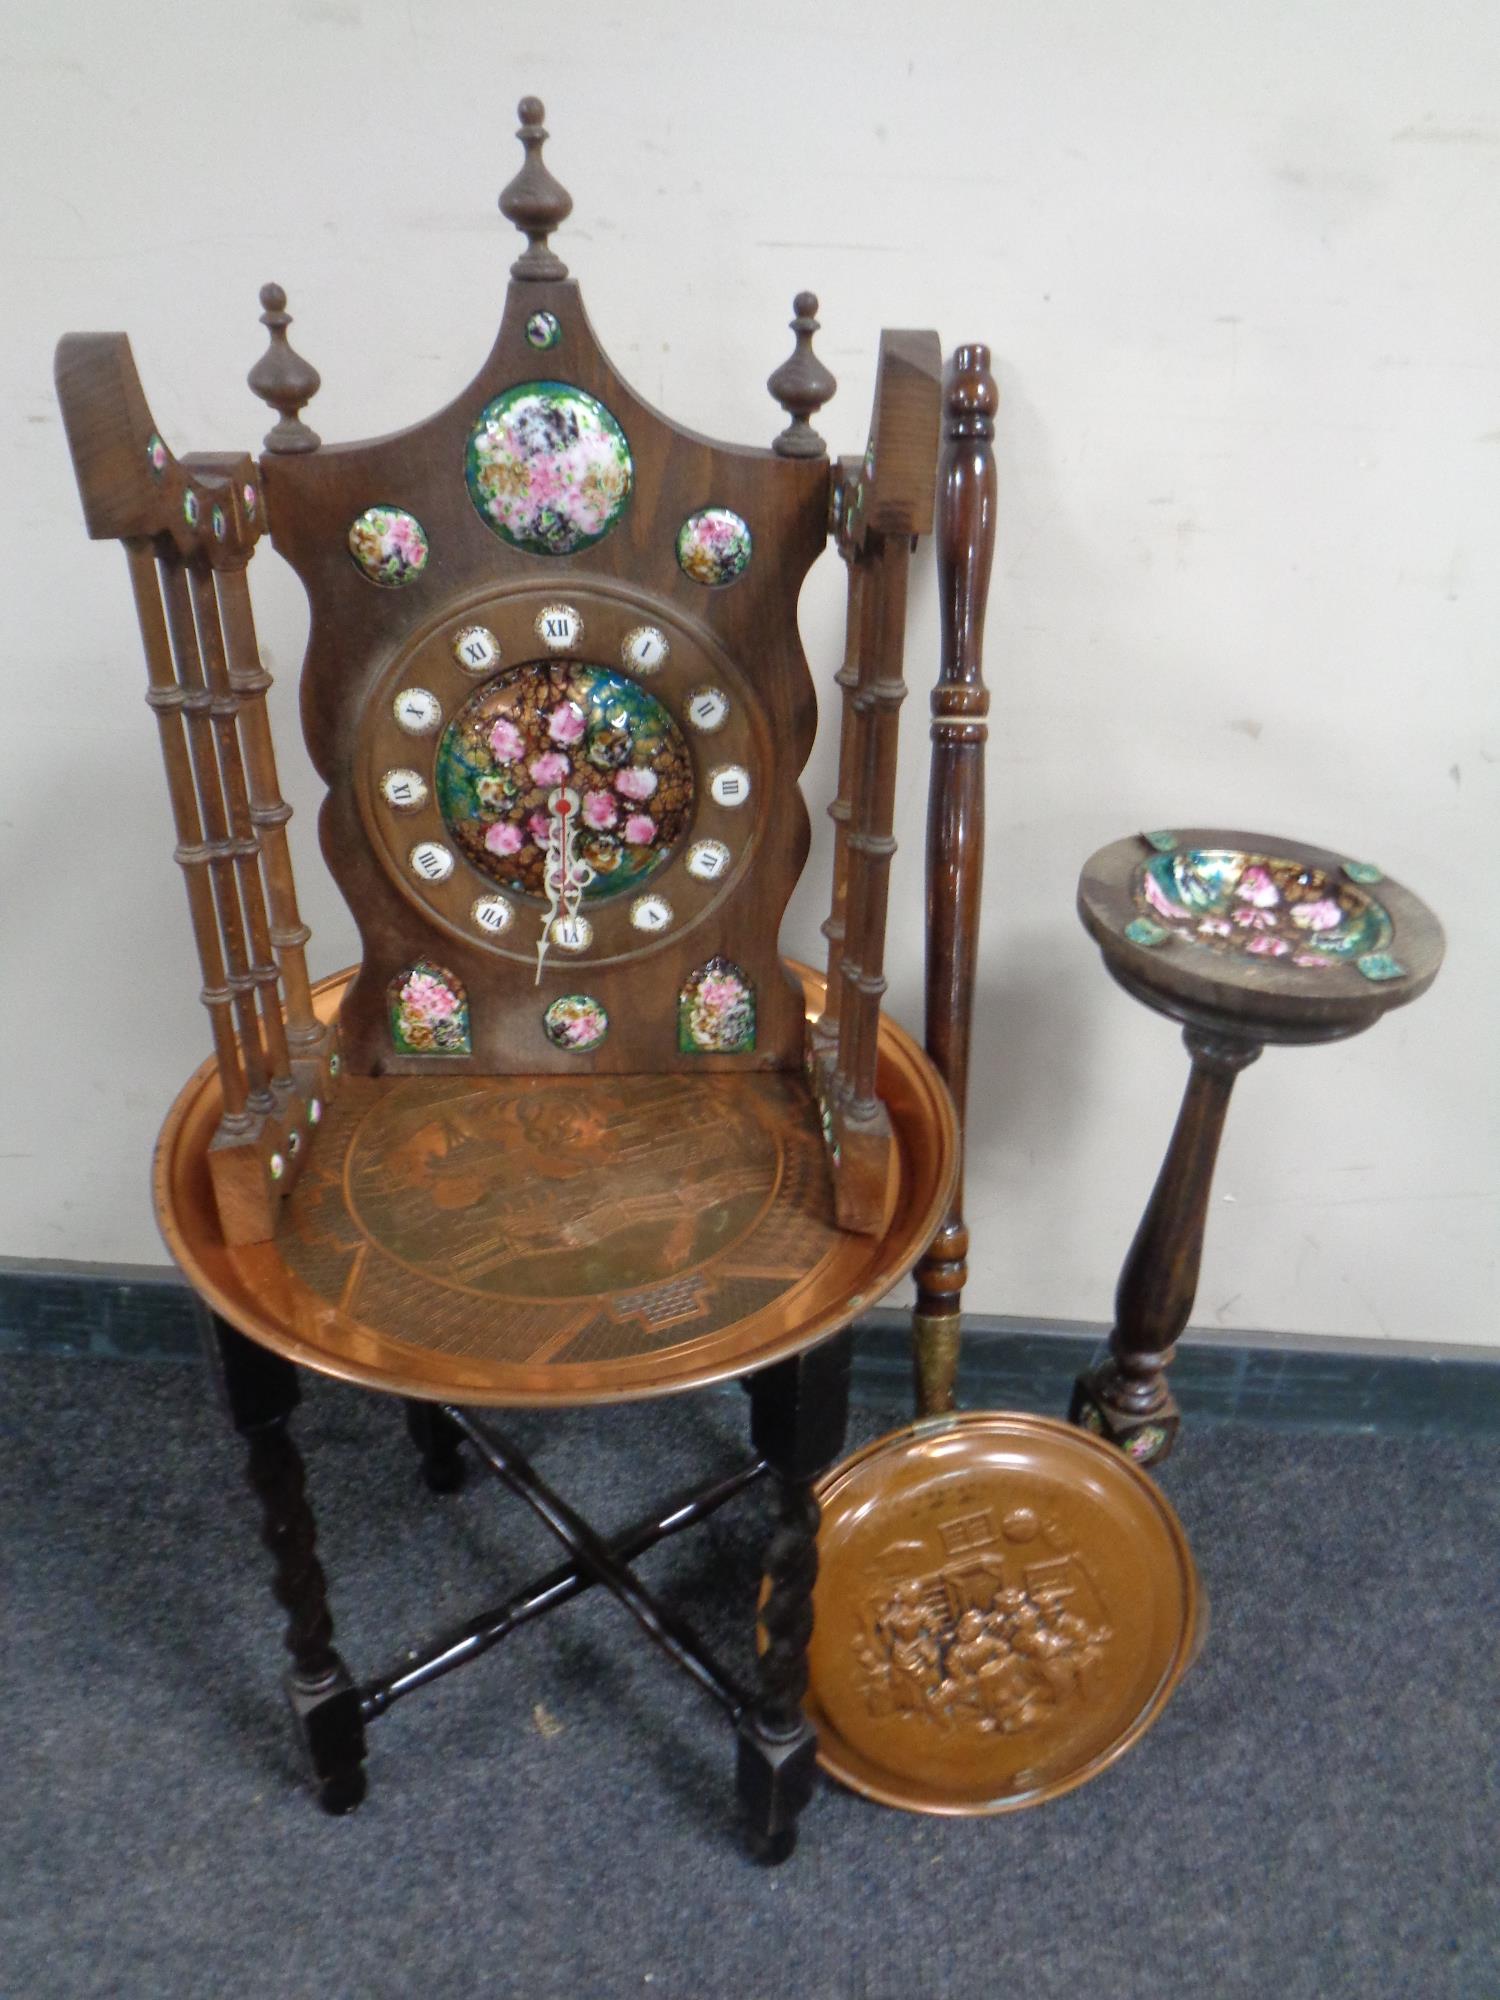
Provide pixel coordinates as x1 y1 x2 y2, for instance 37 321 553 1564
55 101 996 1856
57 98 990 1269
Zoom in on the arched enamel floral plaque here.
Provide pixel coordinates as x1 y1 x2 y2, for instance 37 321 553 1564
465 381 633 556
678 957 756 1054
388 961 470 1054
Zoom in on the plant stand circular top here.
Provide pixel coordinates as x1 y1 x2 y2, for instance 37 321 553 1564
1077 829 1444 1046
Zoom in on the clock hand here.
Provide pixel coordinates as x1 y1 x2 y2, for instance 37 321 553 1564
535 788 577 986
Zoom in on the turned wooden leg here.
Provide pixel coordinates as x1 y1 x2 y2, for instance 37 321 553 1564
912 1219 966 1416
1071 1027 1261 1466
201 1309 367 1813
737 1330 852 1864
403 1399 467 1494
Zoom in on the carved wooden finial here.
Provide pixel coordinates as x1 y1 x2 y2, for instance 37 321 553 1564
499 96 572 282
247 283 322 455
945 341 997 442
768 291 837 458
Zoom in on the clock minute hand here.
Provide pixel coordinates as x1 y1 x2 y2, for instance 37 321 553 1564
535 789 576 986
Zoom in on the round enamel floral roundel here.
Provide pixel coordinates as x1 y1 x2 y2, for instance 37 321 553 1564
348 506 429 587
465 382 633 556
434 661 693 900
676 508 752 587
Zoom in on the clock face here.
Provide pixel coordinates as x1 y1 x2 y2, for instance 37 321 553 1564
356 587 765 972
433 661 694 900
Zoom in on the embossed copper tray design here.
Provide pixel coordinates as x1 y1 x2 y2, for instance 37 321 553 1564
154 965 957 1407
806 1413 1202 1814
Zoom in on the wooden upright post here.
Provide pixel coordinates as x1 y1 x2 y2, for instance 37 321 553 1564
807 331 942 1234
912 344 997 1414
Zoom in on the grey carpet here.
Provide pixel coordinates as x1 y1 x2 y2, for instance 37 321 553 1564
2 1353 1496 2000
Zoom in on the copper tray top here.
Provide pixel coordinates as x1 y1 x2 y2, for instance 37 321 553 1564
807 1413 1202 1814
154 965 957 1407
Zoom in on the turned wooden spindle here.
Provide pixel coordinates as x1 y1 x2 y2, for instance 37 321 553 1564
187 566 293 1093
248 284 322 455
157 559 274 1113
737 1332 852 1864
125 543 250 1130
499 96 573 282
216 569 322 1055
812 549 866 1060
768 293 837 459
912 343 997 1415
1080 1028 1259 1448
835 540 911 1119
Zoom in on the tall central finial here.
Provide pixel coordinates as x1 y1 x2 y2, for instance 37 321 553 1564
499 96 572 282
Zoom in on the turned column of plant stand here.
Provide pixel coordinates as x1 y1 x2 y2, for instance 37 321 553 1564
1069 828 1444 1466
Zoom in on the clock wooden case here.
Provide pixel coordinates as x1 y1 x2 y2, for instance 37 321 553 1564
55 100 990 1342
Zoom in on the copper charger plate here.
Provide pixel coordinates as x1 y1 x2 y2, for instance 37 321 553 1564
805 1413 1203 1815
154 963 957 1407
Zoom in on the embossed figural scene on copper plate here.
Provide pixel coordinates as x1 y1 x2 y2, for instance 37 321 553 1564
804 1414 1203 1814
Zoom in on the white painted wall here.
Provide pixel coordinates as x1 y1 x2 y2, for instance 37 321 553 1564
4 0 1496 1343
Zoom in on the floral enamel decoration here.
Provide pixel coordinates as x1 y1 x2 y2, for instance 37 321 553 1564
389 961 471 1055
147 433 168 477
242 482 258 517
525 311 562 349
466 382 632 556
1356 952 1408 982
435 661 692 901
1133 848 1396 969
348 505 429 587
212 505 226 540
1125 917 1170 948
678 958 756 1055
1126 1425 1168 1462
543 994 608 1053
183 491 200 528
676 508 752 587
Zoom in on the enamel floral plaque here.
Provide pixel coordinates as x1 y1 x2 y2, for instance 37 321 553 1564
465 382 633 556
543 994 609 1052
1134 848 1398 973
388 961 471 1054
678 958 756 1054
675 507 752 587
347 506 429 588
